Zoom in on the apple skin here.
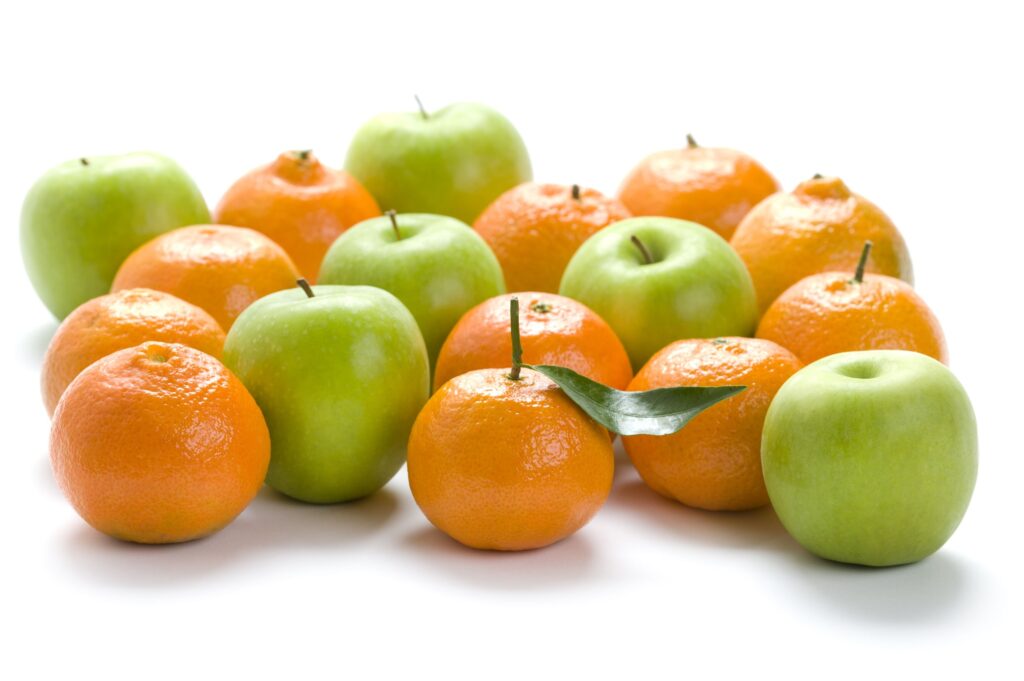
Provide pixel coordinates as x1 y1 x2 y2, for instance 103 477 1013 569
762 350 978 567
318 213 505 371
344 102 532 223
20 152 210 319
222 285 430 503
559 217 758 370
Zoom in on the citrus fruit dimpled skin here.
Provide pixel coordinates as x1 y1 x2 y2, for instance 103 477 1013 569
473 183 632 293
433 292 633 392
50 342 270 544
41 288 226 416
756 272 948 364
111 224 300 330
214 150 381 283
730 175 913 313
623 337 803 510
408 368 614 551
618 141 779 240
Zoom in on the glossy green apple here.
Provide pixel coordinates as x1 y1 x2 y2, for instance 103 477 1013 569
559 217 758 369
319 213 505 371
762 350 978 567
21 152 210 319
222 284 429 503
344 101 532 223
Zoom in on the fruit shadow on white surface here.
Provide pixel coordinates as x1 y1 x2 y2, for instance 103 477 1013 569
612 476 978 626
392 462 606 592
390 443 630 591
398 527 600 592
20 319 57 366
48 423 978 619
783 548 976 625
53 486 401 588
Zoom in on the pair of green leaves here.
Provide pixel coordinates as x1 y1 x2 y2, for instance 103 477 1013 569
507 298 745 436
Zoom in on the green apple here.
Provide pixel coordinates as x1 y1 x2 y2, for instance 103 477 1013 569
559 217 758 369
344 101 532 223
21 152 210 319
762 350 977 567
319 213 505 371
222 283 429 503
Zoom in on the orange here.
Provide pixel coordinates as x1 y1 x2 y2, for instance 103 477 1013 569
408 368 614 551
214 150 381 282
623 337 803 510
111 224 300 329
433 292 632 392
618 135 779 240
756 243 947 364
50 342 270 543
41 288 225 416
730 174 913 313
473 182 631 292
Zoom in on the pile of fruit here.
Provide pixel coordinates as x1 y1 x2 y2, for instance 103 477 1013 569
22 101 977 568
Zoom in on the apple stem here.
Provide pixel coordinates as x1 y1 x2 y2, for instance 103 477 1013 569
571 184 581 201
80 158 89 166
686 134 698 148
295 149 312 161
812 173 824 179
631 235 654 265
414 94 428 119
297 278 315 298
508 296 523 381
386 210 402 240
853 241 873 283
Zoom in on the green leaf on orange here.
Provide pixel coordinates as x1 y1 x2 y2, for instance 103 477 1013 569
526 363 745 436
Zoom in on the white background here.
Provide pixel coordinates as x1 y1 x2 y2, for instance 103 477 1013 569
2 1 1021 678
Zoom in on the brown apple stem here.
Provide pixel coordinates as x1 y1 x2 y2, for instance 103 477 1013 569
386 210 402 240
571 184 581 201
854 241 873 283
295 149 312 161
631 235 654 264
508 296 523 381
686 134 698 148
812 173 824 179
414 94 428 119
80 158 89 166
297 278 315 298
